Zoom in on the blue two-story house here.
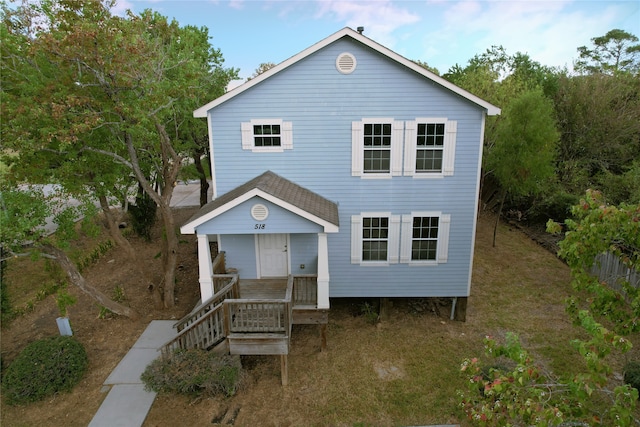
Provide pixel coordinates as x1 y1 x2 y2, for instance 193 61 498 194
180 27 500 322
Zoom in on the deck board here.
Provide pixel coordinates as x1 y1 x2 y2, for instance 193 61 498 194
239 279 288 299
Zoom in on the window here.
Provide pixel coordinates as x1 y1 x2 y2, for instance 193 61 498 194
253 124 281 147
416 123 444 172
241 119 292 152
351 213 400 264
362 217 389 261
404 119 457 177
352 119 403 177
364 124 391 173
410 216 439 260
400 212 450 264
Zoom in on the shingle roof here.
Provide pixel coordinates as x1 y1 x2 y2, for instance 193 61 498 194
182 171 339 231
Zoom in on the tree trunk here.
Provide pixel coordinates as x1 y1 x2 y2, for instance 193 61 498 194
42 244 139 320
193 151 209 207
97 194 136 259
493 189 507 248
158 202 178 308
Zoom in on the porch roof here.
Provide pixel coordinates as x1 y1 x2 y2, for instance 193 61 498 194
181 171 339 234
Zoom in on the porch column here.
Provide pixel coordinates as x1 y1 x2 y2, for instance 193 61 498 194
197 234 214 301
317 232 330 309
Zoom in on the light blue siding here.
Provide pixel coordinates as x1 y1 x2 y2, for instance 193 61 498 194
206 37 485 297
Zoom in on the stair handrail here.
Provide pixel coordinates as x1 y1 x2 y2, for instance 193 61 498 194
160 302 226 358
174 274 238 332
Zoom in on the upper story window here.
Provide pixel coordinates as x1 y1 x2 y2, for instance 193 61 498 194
404 119 457 177
241 119 293 152
400 212 450 264
254 124 281 147
351 213 400 265
352 119 404 177
364 124 391 173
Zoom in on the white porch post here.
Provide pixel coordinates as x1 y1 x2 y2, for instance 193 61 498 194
317 232 330 309
197 234 214 301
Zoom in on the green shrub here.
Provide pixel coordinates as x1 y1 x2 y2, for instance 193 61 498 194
2 336 88 405
624 361 640 396
129 192 157 241
141 349 244 398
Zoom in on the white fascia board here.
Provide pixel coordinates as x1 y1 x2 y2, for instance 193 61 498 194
180 189 339 234
193 27 500 118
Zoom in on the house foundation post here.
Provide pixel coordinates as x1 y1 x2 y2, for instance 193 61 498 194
454 297 468 322
317 233 330 309
281 355 288 386
197 234 214 301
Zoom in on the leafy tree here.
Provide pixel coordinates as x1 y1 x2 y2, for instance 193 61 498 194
576 29 640 75
247 62 276 81
1 1 237 308
412 59 439 75
485 89 558 246
552 72 640 205
459 193 640 425
0 186 138 318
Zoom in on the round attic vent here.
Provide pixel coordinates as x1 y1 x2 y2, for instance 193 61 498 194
336 52 356 74
251 204 269 221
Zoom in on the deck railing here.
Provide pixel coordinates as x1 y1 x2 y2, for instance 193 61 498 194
224 276 294 335
173 274 238 332
292 274 317 306
160 303 226 358
161 273 316 359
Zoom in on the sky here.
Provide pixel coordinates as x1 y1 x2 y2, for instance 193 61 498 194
113 0 640 81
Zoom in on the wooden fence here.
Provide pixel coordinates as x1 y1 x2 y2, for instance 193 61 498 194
592 252 640 296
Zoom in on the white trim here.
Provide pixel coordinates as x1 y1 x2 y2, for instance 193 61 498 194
351 212 398 265
467 113 486 295
207 115 218 198
180 188 339 234
317 233 330 309
197 234 214 301
400 212 450 265
194 28 500 118
241 119 292 152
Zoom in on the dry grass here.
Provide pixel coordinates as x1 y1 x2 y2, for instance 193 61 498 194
2 211 637 427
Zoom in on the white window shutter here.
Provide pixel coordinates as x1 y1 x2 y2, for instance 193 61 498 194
241 122 253 150
282 121 293 150
400 215 412 263
389 215 401 264
351 121 363 176
403 120 417 176
391 121 404 176
437 214 451 263
443 120 457 176
351 215 362 263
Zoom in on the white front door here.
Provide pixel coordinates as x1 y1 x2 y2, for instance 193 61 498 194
257 234 289 277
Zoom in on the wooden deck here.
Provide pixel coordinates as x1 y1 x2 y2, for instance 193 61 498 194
160 256 328 385
239 279 288 299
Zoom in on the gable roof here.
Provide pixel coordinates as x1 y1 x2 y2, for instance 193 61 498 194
181 171 339 234
194 27 501 118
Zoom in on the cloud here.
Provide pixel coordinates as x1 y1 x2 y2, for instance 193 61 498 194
417 0 637 72
313 0 420 48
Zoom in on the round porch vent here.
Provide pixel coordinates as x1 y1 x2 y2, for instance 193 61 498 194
251 203 269 221
336 52 356 74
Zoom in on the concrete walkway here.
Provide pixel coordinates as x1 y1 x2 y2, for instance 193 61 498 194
89 320 177 427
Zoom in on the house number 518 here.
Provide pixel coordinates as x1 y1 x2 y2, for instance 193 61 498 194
254 224 266 229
